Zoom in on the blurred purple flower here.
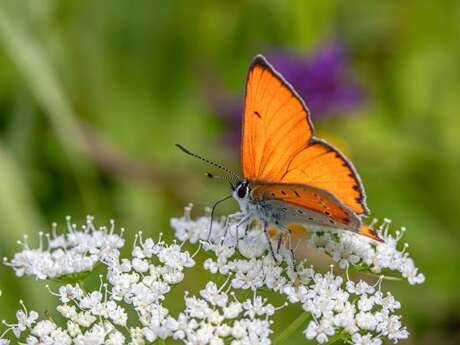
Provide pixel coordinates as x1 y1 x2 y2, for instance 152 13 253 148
203 41 366 146
269 43 364 118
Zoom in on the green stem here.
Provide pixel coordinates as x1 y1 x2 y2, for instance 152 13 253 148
273 312 310 345
324 333 346 344
349 265 403 282
76 278 88 294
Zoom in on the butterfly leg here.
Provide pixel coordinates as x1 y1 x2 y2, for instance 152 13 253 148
220 212 245 246
276 228 288 254
233 214 252 249
220 214 234 245
286 227 298 273
263 221 279 263
276 231 284 254
279 225 297 273
239 222 250 240
287 228 297 273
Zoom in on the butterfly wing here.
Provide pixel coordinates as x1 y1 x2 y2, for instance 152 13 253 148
241 55 313 180
250 182 361 231
282 138 368 215
242 55 368 216
250 182 382 241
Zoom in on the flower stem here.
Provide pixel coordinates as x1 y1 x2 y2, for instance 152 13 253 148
324 333 346 344
273 311 310 345
349 265 402 281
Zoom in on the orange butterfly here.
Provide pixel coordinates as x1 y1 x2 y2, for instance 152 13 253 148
178 54 381 263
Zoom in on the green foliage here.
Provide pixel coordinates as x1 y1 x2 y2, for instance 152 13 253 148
0 0 458 342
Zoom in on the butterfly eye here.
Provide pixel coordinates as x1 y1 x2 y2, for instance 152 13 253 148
237 185 247 198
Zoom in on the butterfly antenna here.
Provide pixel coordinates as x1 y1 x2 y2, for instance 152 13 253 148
176 144 241 184
204 172 236 190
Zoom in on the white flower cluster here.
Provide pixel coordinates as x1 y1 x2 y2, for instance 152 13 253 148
106 233 196 342
3 216 124 280
170 204 425 344
286 271 408 344
1 228 194 344
309 220 425 285
1 287 127 345
0 218 278 345
172 205 425 285
0 207 424 345
169 281 280 344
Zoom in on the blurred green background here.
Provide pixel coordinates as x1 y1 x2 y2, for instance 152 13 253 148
0 0 459 344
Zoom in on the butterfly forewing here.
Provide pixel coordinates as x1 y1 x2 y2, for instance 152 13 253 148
241 55 369 216
242 56 313 180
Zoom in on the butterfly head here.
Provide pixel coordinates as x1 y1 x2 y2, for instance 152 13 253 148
232 179 250 209
233 179 249 197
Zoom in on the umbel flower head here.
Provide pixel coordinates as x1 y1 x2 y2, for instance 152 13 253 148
0 207 424 345
3 216 124 280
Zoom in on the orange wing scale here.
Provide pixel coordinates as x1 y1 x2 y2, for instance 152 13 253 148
242 55 369 217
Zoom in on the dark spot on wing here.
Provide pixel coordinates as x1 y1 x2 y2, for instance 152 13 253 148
281 190 286 195
352 185 359 191
355 197 361 203
348 173 354 177
324 211 331 216
294 190 300 197
254 111 262 118
342 162 348 167
329 219 335 224
308 217 314 221
297 210 303 214
271 192 276 197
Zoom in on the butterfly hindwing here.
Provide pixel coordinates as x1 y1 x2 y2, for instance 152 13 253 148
250 182 361 231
